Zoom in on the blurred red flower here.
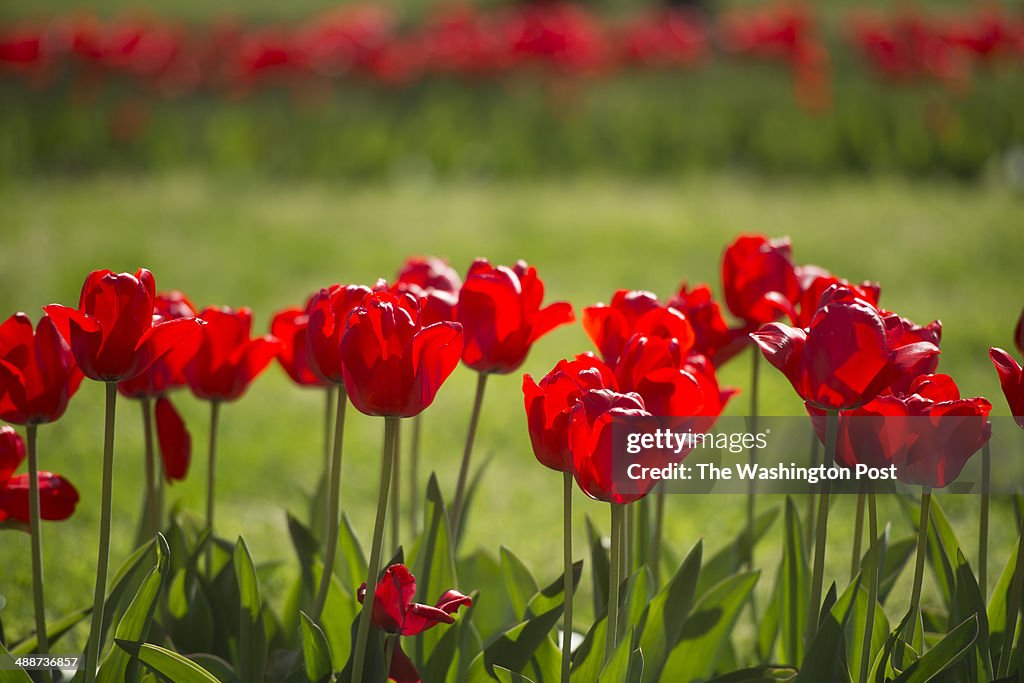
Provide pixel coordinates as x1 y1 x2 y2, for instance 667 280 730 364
44 269 204 383
721 234 801 326
0 426 79 524
0 313 83 425
271 301 329 388
458 259 573 374
990 347 1024 429
392 256 461 326
340 290 463 417
184 307 281 402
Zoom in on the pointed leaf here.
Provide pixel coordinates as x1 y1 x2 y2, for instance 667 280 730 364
892 614 978 683
299 611 333 683
501 547 540 622
116 641 220 682
795 576 860 683
234 536 267 682
637 540 702 680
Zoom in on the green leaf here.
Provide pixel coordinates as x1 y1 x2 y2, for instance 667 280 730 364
424 593 477 683
477 582 566 677
494 666 538 683
189 654 238 683
527 633 562 683
117 641 221 683
987 535 1020 670
9 606 90 656
311 559 357 672
892 614 978 683
585 516 610 619
569 615 607 683
501 547 540 622
795 577 860 683
845 583 888 683
234 536 267 683
778 498 808 666
525 561 582 618
97 533 170 683
600 627 641 683
336 513 367 593
0 638 32 682
951 548 991 680
409 474 458 666
705 666 798 682
698 505 780 597
661 571 760 680
454 453 494 550
623 566 655 636
876 532 916 606
457 550 512 645
299 611 333 683
871 610 914 683
636 540 702 680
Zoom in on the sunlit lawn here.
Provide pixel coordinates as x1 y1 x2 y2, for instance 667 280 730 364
0 173 1022 647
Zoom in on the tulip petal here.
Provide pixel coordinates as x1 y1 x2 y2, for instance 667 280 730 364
0 426 26 483
750 323 805 381
406 322 463 417
529 301 575 345
128 317 205 382
0 471 80 522
388 640 421 683
156 396 191 482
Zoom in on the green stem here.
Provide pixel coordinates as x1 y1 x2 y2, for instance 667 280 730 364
636 496 650 575
652 489 665 587
26 424 53 683
562 472 574 683
384 635 397 678
451 372 488 542
141 397 156 539
805 408 837 647
323 386 335 479
606 504 622 663
998 521 1024 677
312 387 347 622
979 441 990 599
851 485 866 580
904 487 932 662
84 382 117 683
624 503 634 576
409 413 422 538
746 346 760 568
857 489 878 683
804 431 820 549
204 400 221 576
352 416 400 683
391 420 401 554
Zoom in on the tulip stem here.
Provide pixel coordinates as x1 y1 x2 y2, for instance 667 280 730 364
851 485 866 580
390 423 401 554
624 503 634 576
636 496 650 575
997 516 1024 676
204 399 221 576
606 504 623 663
383 635 397 678
352 416 399 683
452 372 488 543
979 441 990 599
312 387 347 622
746 347 760 568
652 489 665 587
26 424 53 683
323 386 335 480
805 408 837 648
84 382 117 683
902 487 931 665
409 414 422 538
141 397 157 540
804 430 820 548
857 488 878 683
562 472 574 683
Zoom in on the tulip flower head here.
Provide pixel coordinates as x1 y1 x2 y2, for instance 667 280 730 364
523 353 617 473
0 313 83 425
569 388 661 504
721 234 801 325
0 426 79 524
271 301 330 388
751 286 940 411
185 307 282 402
990 347 1024 429
305 283 373 384
793 265 881 328
44 269 204 382
1015 306 1024 356
583 290 694 368
357 563 472 683
392 256 461 326
667 283 745 365
340 290 463 417
458 259 574 374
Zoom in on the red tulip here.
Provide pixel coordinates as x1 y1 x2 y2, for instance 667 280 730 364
1015 307 1024 356
583 290 694 368
458 259 574 374
751 285 940 410
118 290 201 398
815 373 991 488
0 426 79 524
44 269 203 382
340 290 463 417
880 311 941 395
990 347 1024 429
155 396 190 481
0 313 83 425
271 304 329 388
393 257 461 327
356 563 471 683
522 353 617 473
569 388 659 504
614 334 704 417
667 283 745 365
793 265 880 328
721 234 801 325
184 307 281 402
306 284 372 384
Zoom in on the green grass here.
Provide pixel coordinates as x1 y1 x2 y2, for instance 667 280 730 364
0 173 1022 649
